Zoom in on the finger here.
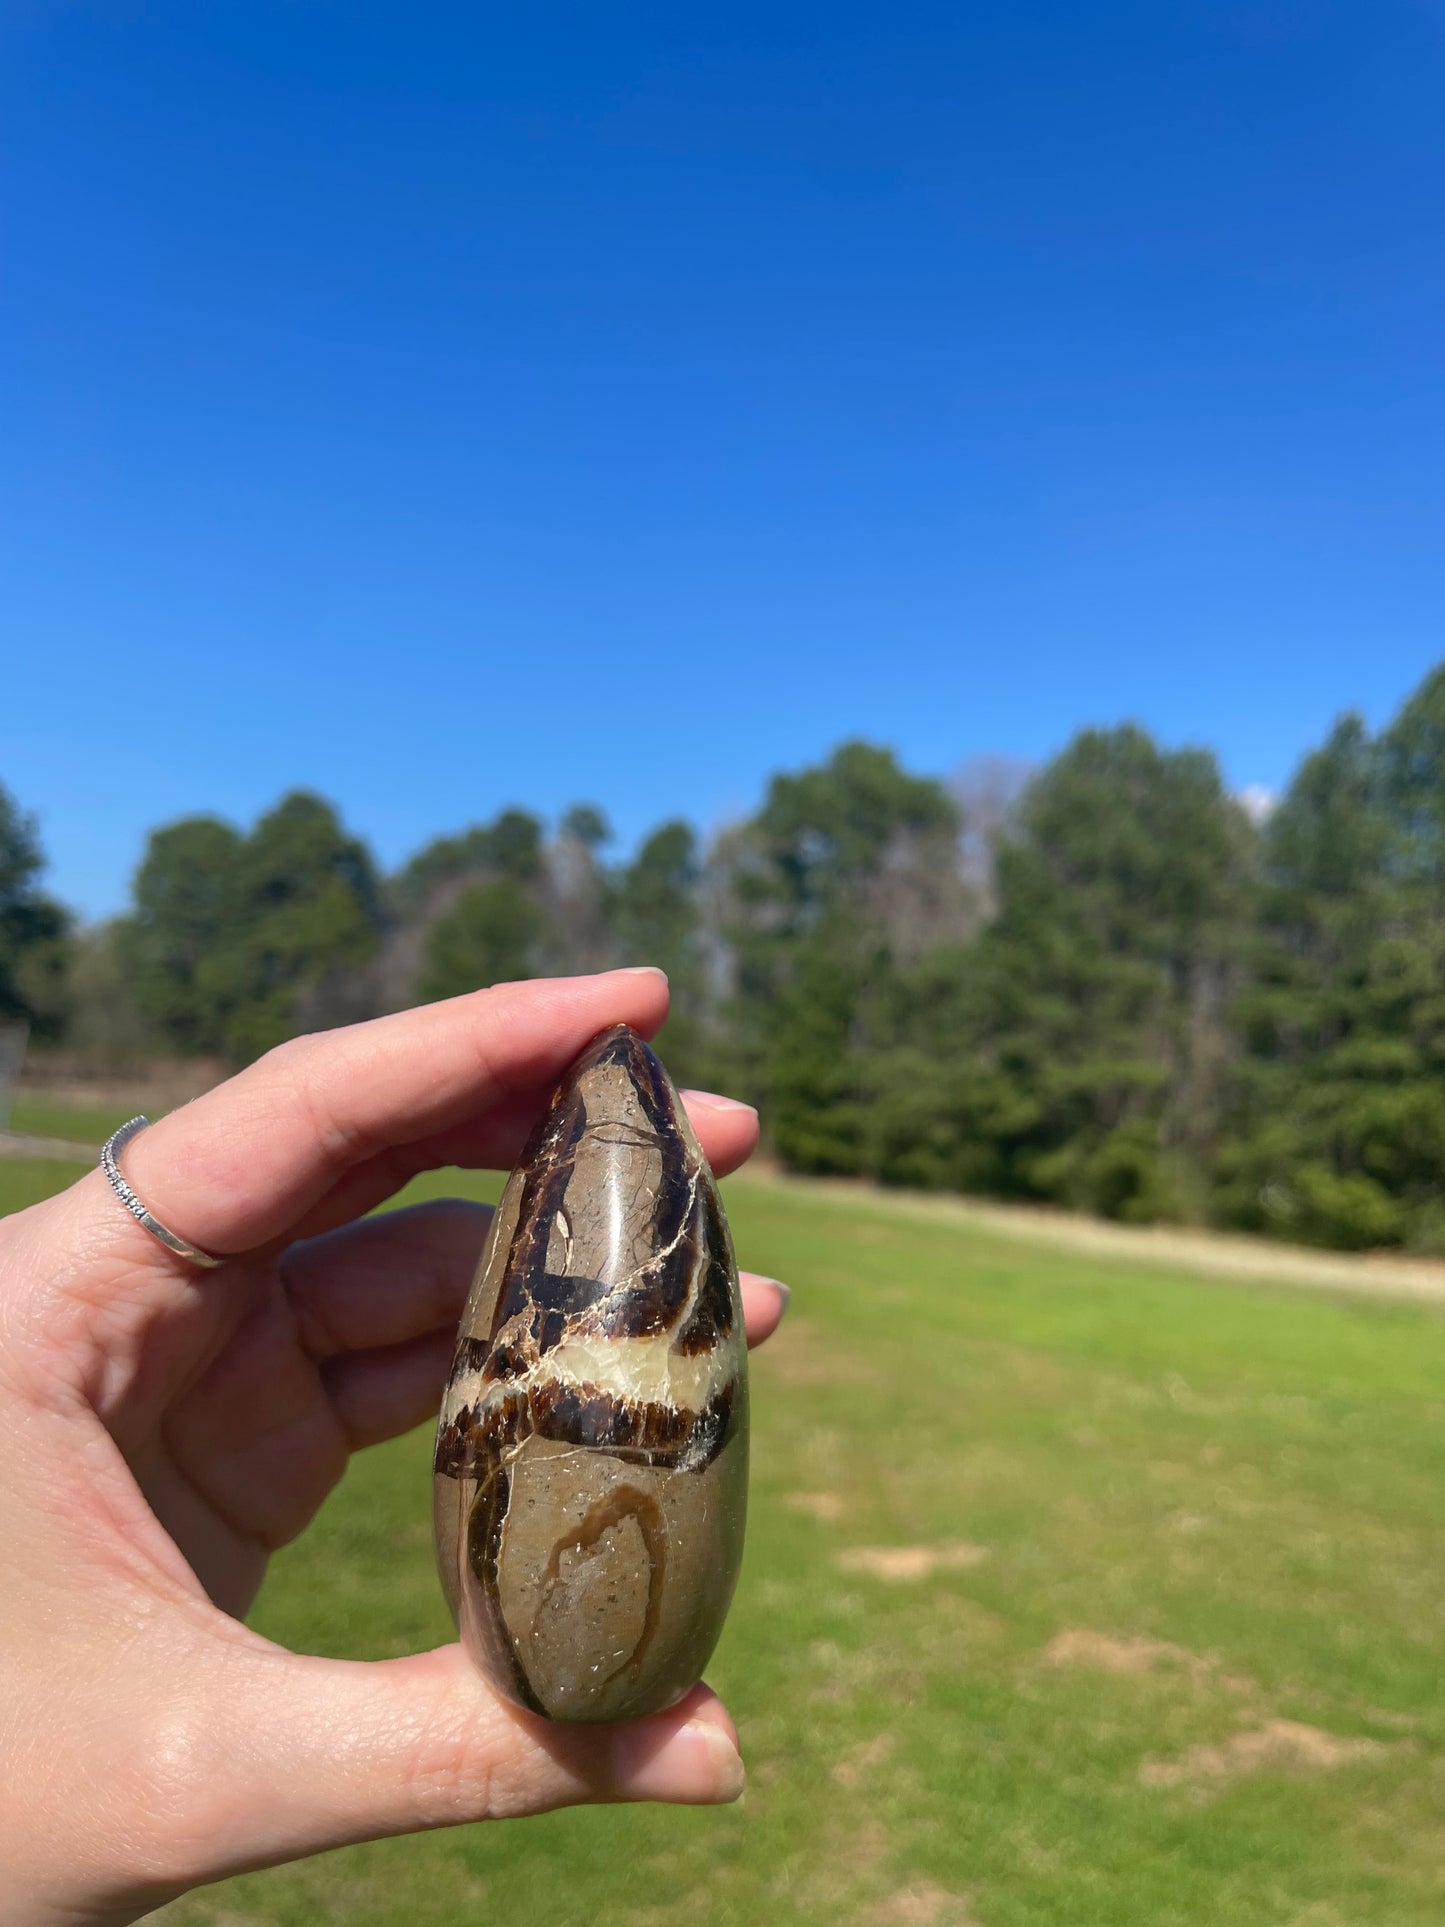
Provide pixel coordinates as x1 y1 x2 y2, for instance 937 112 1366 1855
281 1201 495 1358
739 1273 791 1346
322 1328 456 1448
160 1645 742 1890
678 1089 761 1178
83 970 674 1262
297 1083 760 1239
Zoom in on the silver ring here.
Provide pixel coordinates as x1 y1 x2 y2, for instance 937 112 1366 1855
100 1117 224 1270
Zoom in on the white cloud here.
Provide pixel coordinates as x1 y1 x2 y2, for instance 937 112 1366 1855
1236 784 1277 825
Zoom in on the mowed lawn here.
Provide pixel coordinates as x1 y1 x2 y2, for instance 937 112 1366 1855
5 1095 139 1145
5 1148 1444 1926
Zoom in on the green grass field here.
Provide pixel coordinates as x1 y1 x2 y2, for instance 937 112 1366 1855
5 1141 1444 1926
4 1095 139 1145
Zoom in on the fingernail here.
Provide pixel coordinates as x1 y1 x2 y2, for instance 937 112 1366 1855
682 1088 758 1117
615 1715 745 1804
617 965 669 984
697 1721 746 1802
763 1279 792 1318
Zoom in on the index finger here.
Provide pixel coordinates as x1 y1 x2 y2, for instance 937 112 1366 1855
110 969 740 1257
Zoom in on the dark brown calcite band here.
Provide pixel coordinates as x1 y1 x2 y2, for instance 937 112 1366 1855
433 1023 749 1722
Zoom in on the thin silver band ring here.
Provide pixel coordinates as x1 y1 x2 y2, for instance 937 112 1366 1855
100 1116 224 1269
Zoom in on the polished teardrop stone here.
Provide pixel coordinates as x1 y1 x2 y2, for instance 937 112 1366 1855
433 1024 749 1723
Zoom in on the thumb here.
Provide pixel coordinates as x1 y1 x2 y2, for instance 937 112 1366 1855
156 1642 744 1888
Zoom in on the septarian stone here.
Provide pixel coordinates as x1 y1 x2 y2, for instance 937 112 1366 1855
433 1023 749 1722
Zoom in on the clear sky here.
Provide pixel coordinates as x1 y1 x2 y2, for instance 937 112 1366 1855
4 2 1443 919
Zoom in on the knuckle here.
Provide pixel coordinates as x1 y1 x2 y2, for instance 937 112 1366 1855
268 1037 386 1171
260 1031 317 1077
395 1683 582 1828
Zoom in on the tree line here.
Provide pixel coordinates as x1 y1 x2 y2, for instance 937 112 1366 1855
7 658 1445 1252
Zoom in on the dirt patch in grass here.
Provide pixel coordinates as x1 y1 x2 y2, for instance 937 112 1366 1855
1044 1627 1253 1694
832 1731 897 1788
787 1489 847 1522
758 1318 869 1386
837 1543 990 1581
861 1881 977 1925
1141 1719 1395 1788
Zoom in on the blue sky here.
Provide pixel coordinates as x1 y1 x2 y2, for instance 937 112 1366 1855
4 1 1444 918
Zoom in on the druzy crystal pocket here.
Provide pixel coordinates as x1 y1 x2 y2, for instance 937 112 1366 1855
433 1024 749 1722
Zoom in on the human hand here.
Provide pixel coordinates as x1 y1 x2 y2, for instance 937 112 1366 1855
0 970 788 1927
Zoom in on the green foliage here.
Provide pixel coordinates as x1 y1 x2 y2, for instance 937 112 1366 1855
1218 694 1445 1249
717 740 967 1164
117 815 245 1054
609 819 708 1080
33 654 1445 1252
119 792 381 1061
1379 660 1445 881
853 729 1251 1223
417 876 551 1001
733 737 960 939
764 926 874 1173
560 802 611 851
60 922 155 1071
972 727 1251 1215
219 793 382 1059
609 819 699 973
0 780 71 1039
391 809 544 910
